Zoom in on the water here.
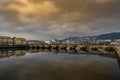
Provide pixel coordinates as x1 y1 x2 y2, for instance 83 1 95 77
0 49 120 80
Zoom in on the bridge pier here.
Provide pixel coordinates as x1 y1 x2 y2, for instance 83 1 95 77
33 45 38 48
80 45 87 51
66 45 76 50
27 44 116 53
43 45 51 49
38 45 44 49
50 45 59 49
59 45 67 49
75 45 81 51
28 45 34 48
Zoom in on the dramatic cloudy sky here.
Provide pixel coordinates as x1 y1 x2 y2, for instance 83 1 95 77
0 0 120 40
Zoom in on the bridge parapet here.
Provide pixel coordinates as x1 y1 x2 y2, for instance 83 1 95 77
43 45 51 49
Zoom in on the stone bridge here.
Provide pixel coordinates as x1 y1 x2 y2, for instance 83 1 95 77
27 44 115 52
27 44 120 67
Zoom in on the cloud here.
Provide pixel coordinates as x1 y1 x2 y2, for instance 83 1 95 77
0 0 59 23
0 0 120 40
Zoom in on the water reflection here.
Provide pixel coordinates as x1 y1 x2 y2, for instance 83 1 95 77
0 49 119 80
0 48 117 59
0 49 26 58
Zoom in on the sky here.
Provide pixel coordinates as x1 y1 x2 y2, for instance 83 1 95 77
0 0 120 40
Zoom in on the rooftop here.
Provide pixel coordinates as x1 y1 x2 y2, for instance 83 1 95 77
0 36 11 38
14 37 26 40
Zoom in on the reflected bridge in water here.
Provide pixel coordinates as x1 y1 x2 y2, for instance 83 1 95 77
0 48 120 68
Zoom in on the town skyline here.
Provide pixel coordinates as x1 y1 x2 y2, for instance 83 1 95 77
0 31 120 41
0 0 120 40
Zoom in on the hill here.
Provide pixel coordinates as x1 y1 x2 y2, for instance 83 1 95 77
97 32 120 40
60 32 120 42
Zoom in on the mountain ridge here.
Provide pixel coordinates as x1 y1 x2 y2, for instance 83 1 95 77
60 32 120 41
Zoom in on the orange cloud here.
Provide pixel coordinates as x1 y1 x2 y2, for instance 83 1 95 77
19 0 59 22
1 0 59 22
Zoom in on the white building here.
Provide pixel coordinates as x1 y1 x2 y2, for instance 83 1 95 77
110 42 120 46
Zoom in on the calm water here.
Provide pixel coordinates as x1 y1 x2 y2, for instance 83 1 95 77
0 49 120 80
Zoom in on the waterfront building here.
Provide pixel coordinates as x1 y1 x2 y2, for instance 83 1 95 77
110 42 120 46
45 39 59 44
45 41 51 44
0 36 13 46
8 38 14 45
27 40 45 45
13 37 26 46
114 39 120 42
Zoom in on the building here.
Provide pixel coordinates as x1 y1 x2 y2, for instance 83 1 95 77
51 39 59 44
0 36 13 46
114 39 120 42
96 39 112 45
45 39 59 44
110 42 120 46
45 41 51 44
13 37 26 46
0 36 27 46
27 40 45 45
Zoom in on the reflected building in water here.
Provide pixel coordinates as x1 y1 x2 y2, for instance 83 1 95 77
0 50 26 58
